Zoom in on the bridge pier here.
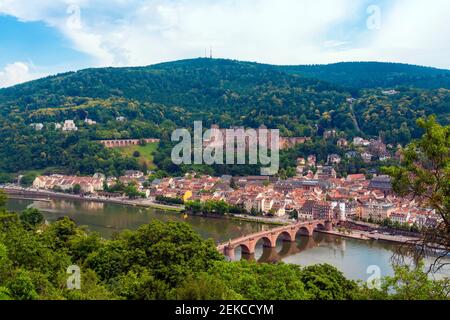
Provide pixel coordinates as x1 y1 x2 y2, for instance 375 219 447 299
224 246 236 261
280 229 297 242
325 220 333 231
242 252 256 261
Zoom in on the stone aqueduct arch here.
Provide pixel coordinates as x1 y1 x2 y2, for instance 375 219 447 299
99 138 160 148
218 220 332 260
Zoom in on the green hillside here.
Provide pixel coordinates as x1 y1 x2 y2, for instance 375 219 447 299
0 58 448 176
118 142 159 170
279 61 450 89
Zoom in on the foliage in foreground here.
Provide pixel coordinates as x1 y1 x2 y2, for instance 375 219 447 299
0 202 448 300
383 116 450 267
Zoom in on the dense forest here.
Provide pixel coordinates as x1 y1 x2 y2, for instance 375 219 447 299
0 58 448 176
0 200 448 300
280 62 450 89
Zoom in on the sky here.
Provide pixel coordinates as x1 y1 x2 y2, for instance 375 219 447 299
0 0 450 88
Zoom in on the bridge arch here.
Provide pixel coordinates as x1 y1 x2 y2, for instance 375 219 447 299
315 223 326 231
237 243 252 255
224 243 252 261
296 226 313 237
254 236 274 250
276 231 294 243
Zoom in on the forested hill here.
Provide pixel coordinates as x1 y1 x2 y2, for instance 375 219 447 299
0 58 344 115
0 58 448 175
2 60 450 103
0 58 449 128
279 61 450 89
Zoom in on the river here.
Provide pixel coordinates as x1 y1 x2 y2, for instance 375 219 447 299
6 198 449 281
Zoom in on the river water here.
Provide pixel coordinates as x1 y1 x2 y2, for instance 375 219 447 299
6 198 449 281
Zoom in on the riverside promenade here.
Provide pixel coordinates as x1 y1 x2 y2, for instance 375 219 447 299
1 186 184 212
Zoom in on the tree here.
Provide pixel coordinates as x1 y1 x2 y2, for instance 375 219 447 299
73 184 82 195
299 264 359 300
19 208 44 230
229 177 237 190
132 150 140 158
0 173 13 184
156 195 183 205
86 240 129 280
63 268 116 300
20 173 37 187
124 220 223 287
141 162 148 175
69 232 102 262
44 217 78 249
0 190 7 207
361 261 450 300
111 269 169 300
207 260 311 300
185 200 202 213
124 184 142 199
171 273 241 300
383 116 450 270
0 287 11 300
290 209 299 220
6 270 38 300
1 201 449 300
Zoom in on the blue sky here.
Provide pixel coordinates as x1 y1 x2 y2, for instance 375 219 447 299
1 0 449 87
0 15 91 68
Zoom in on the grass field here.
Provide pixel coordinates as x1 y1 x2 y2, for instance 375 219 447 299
118 142 159 169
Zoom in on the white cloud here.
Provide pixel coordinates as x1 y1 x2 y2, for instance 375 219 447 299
372 0 450 68
0 62 45 88
329 0 450 69
1 0 450 69
0 0 363 66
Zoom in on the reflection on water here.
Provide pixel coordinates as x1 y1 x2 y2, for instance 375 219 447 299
6 198 450 281
235 232 450 281
6 198 266 242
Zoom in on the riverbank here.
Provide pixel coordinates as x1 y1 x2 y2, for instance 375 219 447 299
1 186 184 212
6 195 52 203
186 211 290 226
228 215 290 226
0 187 425 246
2 186 291 226
316 228 421 246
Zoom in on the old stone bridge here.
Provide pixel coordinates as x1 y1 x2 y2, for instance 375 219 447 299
217 220 332 260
